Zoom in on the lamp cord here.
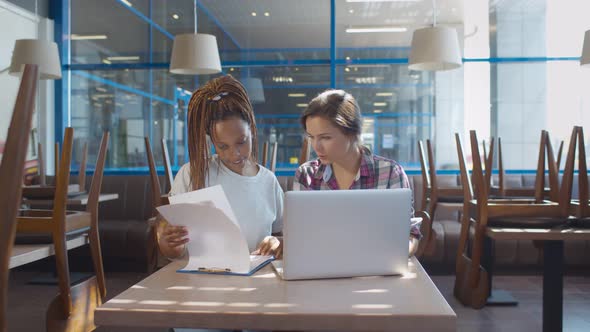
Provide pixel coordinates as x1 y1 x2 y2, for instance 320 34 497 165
432 0 436 27
194 0 198 34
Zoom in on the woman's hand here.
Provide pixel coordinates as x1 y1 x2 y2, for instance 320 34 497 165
158 221 189 259
252 236 283 259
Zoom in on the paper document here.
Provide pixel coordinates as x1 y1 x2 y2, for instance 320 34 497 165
157 185 273 275
167 185 239 229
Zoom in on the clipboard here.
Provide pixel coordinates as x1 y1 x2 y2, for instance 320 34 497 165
177 255 275 276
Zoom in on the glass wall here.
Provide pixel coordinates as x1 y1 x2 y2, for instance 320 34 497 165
62 0 590 174
65 0 451 173
489 0 590 170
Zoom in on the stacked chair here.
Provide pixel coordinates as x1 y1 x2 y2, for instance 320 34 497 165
417 139 463 257
453 129 576 308
0 64 39 332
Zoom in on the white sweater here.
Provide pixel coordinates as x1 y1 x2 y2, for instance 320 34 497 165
170 156 284 252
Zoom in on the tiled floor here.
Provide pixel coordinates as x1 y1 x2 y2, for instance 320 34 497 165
6 269 590 331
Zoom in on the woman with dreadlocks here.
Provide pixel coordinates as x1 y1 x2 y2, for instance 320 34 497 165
158 75 283 260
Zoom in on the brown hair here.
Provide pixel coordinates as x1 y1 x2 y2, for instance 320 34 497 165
300 89 362 140
187 75 258 190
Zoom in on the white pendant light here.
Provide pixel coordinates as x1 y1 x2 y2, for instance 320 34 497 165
8 0 61 80
170 0 221 75
581 30 590 67
408 0 461 71
9 39 62 80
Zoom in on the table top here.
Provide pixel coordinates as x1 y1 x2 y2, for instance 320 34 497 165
22 193 119 206
9 235 88 269
487 226 590 241
95 257 456 331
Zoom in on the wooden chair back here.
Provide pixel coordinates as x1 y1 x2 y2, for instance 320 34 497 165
78 142 88 192
161 138 173 193
54 142 59 183
261 141 269 168
299 137 311 164
38 142 46 186
46 131 110 332
471 129 571 216
454 133 475 264
0 64 38 332
454 129 576 309
453 132 488 308
145 137 162 215
85 132 109 299
145 137 169 214
496 131 560 200
556 140 564 171
425 140 438 201
416 138 462 258
270 142 278 173
51 128 76 316
418 140 431 211
568 127 590 218
483 138 494 191
24 140 87 196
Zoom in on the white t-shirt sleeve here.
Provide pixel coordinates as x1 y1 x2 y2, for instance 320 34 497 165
271 178 284 234
170 163 191 195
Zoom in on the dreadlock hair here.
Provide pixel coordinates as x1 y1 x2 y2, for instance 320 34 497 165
187 75 258 190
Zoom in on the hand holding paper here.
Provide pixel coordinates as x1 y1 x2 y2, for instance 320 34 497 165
157 185 274 276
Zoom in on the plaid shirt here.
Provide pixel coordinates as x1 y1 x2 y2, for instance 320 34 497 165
293 147 421 239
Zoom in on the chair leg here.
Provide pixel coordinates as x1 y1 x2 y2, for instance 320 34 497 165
481 236 495 298
417 199 438 257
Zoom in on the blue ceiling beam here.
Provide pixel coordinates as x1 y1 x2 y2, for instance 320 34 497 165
196 1 242 49
114 0 174 39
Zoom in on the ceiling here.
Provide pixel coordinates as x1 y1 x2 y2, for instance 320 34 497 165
70 0 464 63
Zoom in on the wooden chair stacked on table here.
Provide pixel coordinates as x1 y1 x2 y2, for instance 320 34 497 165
567 127 590 227
486 134 563 199
417 139 463 257
145 137 173 215
23 140 88 199
45 131 110 332
261 141 278 173
453 129 576 309
145 138 175 269
0 64 39 332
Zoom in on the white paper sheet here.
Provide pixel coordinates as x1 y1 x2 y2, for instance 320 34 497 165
157 202 252 273
167 185 239 229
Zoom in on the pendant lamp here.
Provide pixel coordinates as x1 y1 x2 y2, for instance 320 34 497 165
170 0 221 75
408 0 461 71
9 39 61 79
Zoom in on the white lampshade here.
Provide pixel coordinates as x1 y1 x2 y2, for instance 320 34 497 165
581 30 590 66
9 39 61 80
170 33 222 75
408 26 462 71
241 77 265 104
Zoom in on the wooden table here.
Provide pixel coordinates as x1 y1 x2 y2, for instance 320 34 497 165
22 193 119 207
9 235 88 269
487 226 590 332
95 257 456 331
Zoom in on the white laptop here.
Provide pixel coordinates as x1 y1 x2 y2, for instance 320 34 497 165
273 188 411 280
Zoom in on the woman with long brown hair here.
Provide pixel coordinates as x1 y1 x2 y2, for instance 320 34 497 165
158 75 283 260
293 89 421 255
